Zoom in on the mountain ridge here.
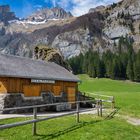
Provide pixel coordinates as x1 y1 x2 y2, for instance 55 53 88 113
0 0 140 60
27 7 73 22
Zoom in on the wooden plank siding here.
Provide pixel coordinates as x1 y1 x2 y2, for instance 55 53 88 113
67 87 76 102
0 78 8 93
23 85 41 97
53 86 62 96
0 77 78 102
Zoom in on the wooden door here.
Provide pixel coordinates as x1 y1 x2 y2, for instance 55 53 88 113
67 87 76 102
23 85 41 97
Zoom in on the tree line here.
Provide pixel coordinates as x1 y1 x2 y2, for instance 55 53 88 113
68 36 140 82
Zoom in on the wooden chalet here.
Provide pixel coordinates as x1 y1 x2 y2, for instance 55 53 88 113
0 53 80 111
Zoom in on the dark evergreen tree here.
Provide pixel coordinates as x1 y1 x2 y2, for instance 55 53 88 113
126 59 134 81
117 12 120 18
120 11 124 18
134 50 140 81
67 37 139 83
129 22 135 33
111 57 123 79
118 36 124 53
102 50 113 78
111 58 117 79
139 24 140 34
119 53 128 78
82 52 89 73
88 63 96 78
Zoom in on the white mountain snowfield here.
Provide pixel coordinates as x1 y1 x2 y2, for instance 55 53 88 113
8 19 60 25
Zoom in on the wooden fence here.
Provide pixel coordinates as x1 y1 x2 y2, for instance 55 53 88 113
0 94 115 136
82 92 115 109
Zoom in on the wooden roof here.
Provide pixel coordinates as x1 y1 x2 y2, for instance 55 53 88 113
0 53 80 82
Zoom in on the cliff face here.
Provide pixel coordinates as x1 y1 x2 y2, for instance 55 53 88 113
34 44 71 70
0 5 17 24
28 7 73 22
0 0 140 62
102 0 140 52
89 6 105 13
0 12 105 59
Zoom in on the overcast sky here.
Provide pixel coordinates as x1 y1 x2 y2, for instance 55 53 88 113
0 0 120 18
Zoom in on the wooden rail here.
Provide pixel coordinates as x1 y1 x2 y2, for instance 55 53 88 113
82 92 115 109
0 100 100 135
0 100 104 135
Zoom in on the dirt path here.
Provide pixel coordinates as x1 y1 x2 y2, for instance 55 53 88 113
1 108 139 126
127 118 140 126
0 108 98 120
116 114 140 126
124 116 140 126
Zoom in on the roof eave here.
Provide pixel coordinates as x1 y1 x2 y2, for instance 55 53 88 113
0 74 80 82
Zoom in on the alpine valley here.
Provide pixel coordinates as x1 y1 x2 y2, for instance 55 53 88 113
0 0 140 79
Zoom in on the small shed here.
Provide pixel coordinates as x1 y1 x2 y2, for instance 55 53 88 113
0 53 80 111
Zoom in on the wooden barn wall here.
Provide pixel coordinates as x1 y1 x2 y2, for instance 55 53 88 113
0 77 78 98
0 77 8 93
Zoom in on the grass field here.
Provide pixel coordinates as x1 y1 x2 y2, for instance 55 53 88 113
0 115 140 140
79 74 140 117
0 74 140 140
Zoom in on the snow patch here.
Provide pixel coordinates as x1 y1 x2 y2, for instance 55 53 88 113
8 20 47 25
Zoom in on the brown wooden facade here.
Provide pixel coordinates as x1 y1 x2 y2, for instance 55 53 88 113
0 77 78 102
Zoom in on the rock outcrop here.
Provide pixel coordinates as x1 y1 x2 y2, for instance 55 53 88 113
102 0 140 52
28 7 73 22
0 12 105 59
34 44 71 70
89 6 105 13
0 5 17 24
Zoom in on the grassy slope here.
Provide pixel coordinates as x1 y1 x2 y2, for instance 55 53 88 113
79 74 140 117
0 116 140 140
0 75 140 140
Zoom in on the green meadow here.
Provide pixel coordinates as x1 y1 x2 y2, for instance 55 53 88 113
79 74 140 117
0 74 140 140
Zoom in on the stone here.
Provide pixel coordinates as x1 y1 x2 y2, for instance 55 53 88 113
56 103 71 112
0 92 68 114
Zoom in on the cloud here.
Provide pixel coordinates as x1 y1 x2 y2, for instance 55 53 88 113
34 5 43 8
52 0 56 7
44 0 120 16
57 0 72 9
21 1 34 17
70 0 119 16
44 0 57 7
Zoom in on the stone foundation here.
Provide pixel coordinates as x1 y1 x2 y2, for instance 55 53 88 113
0 92 70 114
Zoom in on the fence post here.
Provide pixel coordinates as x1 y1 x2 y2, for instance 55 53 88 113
76 102 80 123
100 100 102 117
111 96 115 109
97 100 100 116
84 93 86 100
33 107 37 136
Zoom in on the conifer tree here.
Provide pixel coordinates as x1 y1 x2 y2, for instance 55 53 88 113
134 51 140 81
126 59 134 81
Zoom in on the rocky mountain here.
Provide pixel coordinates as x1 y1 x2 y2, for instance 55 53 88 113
0 12 104 58
0 0 140 63
34 44 71 70
102 0 140 52
0 5 17 24
28 7 73 22
89 6 105 13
